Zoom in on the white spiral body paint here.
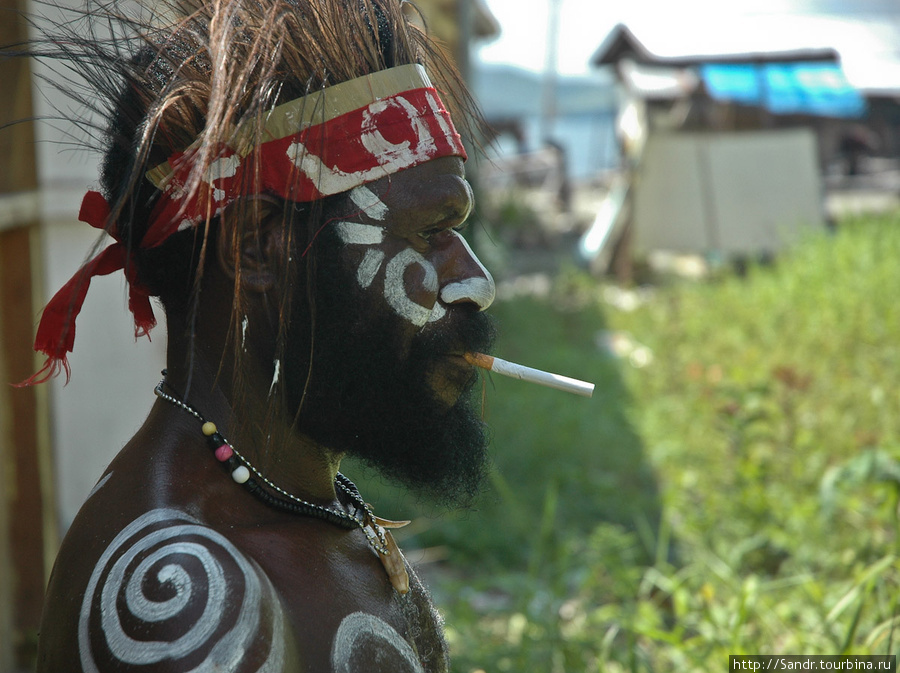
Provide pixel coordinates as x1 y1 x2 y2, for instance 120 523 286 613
331 612 424 673
241 316 249 351
438 232 495 310
334 223 388 289
86 472 113 501
79 508 285 673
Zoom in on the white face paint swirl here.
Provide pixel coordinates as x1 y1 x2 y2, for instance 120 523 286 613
334 221 442 328
334 192 494 327
331 612 424 673
348 186 388 221
78 508 284 673
383 248 438 327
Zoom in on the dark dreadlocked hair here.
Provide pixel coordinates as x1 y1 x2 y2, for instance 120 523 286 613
13 0 484 405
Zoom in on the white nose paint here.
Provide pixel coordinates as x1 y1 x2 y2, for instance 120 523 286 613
426 302 446 323
438 232 495 310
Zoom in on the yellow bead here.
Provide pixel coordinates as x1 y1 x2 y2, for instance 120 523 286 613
201 421 217 436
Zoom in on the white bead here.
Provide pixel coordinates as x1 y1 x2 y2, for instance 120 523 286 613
232 465 250 484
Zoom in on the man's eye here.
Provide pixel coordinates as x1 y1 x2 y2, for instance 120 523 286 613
417 228 442 242
417 224 468 243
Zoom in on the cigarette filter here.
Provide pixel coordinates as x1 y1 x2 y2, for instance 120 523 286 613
465 352 594 398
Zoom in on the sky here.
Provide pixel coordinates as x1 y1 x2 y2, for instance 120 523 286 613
475 0 900 90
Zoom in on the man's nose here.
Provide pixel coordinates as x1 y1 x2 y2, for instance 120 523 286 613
434 231 495 311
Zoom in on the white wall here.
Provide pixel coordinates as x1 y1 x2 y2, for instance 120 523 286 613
29 12 167 532
41 219 167 532
633 129 826 255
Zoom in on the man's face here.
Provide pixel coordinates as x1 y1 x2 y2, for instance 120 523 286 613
288 157 498 507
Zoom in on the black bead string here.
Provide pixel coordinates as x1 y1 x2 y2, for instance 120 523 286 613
153 373 389 552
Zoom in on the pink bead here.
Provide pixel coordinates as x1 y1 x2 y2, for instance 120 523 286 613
214 444 233 462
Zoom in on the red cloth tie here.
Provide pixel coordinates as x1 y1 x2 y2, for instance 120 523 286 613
16 191 156 386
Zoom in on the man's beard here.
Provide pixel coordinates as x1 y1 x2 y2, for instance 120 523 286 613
285 237 497 509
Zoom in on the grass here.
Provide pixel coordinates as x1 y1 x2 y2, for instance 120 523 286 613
349 211 900 672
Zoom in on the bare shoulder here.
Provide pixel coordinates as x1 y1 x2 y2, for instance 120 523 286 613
230 524 450 673
38 462 448 673
38 503 297 672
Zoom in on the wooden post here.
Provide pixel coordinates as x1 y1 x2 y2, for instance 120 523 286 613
0 0 55 670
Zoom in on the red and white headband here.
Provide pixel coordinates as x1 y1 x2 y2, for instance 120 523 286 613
23 63 467 384
143 63 466 245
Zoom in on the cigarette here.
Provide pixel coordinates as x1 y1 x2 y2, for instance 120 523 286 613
464 352 595 398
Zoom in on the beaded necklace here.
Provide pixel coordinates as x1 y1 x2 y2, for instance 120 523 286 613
153 374 411 593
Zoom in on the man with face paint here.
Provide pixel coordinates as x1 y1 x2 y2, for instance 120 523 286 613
22 1 498 671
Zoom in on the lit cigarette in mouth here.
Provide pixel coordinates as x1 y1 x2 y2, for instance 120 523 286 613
464 352 595 398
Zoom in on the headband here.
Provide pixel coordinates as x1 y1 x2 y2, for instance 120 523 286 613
21 64 467 385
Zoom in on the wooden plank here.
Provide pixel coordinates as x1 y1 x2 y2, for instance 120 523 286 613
0 192 39 232
0 0 49 669
0 227 45 670
0 5 38 194
0 326 13 673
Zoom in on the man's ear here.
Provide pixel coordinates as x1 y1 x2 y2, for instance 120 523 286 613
215 196 290 292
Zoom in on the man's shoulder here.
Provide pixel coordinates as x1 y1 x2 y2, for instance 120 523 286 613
39 475 448 673
39 500 294 673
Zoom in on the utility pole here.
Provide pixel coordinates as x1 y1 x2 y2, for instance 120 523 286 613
456 0 473 84
0 0 55 669
540 0 562 143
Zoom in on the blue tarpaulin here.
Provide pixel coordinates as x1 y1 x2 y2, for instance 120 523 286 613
700 63 866 118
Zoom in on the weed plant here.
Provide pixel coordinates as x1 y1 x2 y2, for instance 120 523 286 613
350 213 900 672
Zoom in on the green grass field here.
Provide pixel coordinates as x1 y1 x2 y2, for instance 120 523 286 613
350 212 900 672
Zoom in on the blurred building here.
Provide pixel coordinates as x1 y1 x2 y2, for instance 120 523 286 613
593 23 874 170
404 0 499 77
474 65 618 183
579 21 898 276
